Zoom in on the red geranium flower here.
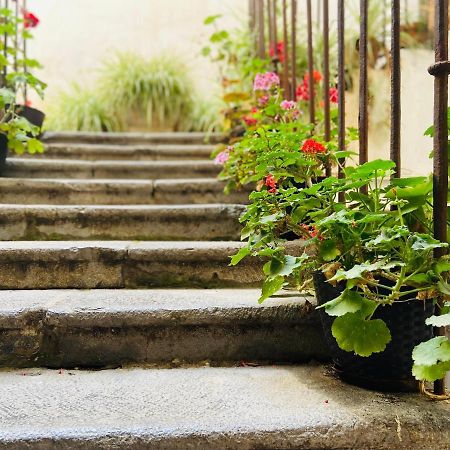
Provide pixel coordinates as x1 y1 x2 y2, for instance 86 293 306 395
301 139 327 154
269 41 285 63
264 174 277 193
243 116 257 127
23 10 39 29
304 70 322 84
329 87 338 104
296 81 309 101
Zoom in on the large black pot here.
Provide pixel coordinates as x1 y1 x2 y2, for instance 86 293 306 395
313 271 434 392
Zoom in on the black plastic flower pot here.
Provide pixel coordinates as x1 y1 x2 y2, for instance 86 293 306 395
16 105 45 133
313 271 434 392
0 133 8 176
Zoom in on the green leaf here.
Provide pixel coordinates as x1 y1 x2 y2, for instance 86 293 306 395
27 138 44 154
319 289 376 317
332 313 391 357
258 276 285 303
425 313 450 327
411 234 447 251
412 336 450 366
437 280 450 296
319 239 341 262
204 14 222 25
412 361 450 382
230 247 250 266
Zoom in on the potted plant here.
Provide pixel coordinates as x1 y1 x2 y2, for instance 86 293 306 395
0 3 46 174
234 157 449 391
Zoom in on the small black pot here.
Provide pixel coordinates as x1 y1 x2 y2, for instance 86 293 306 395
0 134 8 176
313 271 434 392
16 105 46 132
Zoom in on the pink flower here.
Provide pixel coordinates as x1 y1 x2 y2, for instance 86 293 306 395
253 72 280 91
258 95 269 107
214 147 232 165
280 100 297 111
329 87 338 104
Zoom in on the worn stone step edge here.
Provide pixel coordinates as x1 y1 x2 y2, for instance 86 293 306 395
24 143 216 160
0 240 278 289
0 365 447 449
0 289 326 368
0 178 250 205
0 204 245 241
42 131 224 145
3 158 220 179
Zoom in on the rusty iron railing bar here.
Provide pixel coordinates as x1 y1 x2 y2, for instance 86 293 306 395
13 0 18 73
272 0 279 71
390 0 401 177
337 0 346 195
306 0 315 124
257 0 266 59
249 0 257 56
359 0 369 166
23 0 28 102
268 0 274 58
429 0 449 397
2 0 9 87
282 0 290 99
323 0 331 176
290 0 297 100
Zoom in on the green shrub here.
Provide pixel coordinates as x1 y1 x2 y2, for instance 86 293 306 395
45 84 121 132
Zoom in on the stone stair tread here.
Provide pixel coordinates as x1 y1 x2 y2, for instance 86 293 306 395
0 177 249 207
0 203 244 241
32 143 215 160
0 365 446 449
3 158 220 180
0 288 325 367
0 240 266 289
43 130 223 145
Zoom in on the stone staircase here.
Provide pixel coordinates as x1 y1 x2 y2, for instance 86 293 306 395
0 131 447 449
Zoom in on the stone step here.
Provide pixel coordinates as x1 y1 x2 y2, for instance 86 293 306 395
3 158 220 179
0 178 249 205
0 241 265 289
0 289 326 368
43 131 223 145
0 204 244 241
0 365 446 449
27 143 215 161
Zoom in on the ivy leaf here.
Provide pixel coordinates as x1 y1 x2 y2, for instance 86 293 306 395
258 276 285 303
411 234 447 251
332 313 391 357
319 289 376 317
229 247 250 266
412 336 450 366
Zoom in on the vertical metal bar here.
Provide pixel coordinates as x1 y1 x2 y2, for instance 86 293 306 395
282 0 290 99
306 0 315 123
390 0 401 177
249 0 258 56
257 0 266 59
3 0 9 87
359 0 369 166
431 0 449 397
13 0 18 72
337 0 345 200
268 0 274 58
273 0 278 57
290 0 297 100
323 0 331 176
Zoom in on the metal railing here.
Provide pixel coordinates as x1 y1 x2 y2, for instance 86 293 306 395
249 0 448 396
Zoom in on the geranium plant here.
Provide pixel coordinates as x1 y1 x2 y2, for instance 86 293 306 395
0 4 46 155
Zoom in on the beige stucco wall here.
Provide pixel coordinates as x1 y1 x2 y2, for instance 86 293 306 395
27 0 435 176
27 0 246 107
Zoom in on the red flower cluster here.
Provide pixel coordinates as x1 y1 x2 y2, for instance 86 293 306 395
243 107 259 127
301 139 326 154
329 87 338 104
264 174 277 193
269 41 285 63
301 224 319 239
23 10 39 29
296 71 321 101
